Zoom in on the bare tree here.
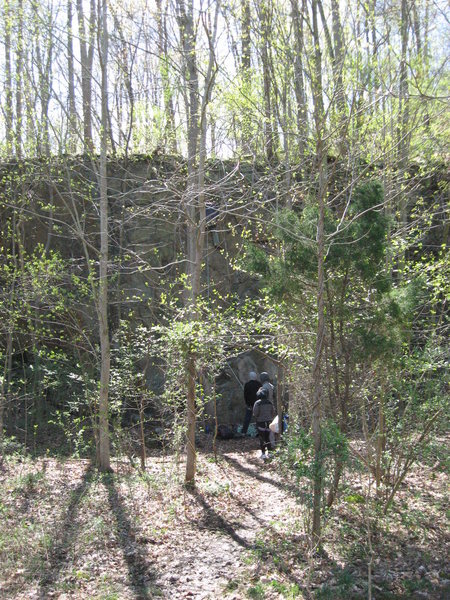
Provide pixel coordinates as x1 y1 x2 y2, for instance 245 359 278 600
174 0 220 484
259 0 276 162
240 0 251 154
156 0 177 153
289 0 308 158
15 0 24 158
97 0 111 471
76 0 96 153
3 0 14 155
310 0 328 546
67 0 78 152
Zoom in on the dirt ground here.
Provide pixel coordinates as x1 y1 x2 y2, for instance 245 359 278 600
0 436 448 599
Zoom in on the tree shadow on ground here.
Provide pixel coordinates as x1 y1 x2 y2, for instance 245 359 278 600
103 473 156 599
36 462 95 599
186 486 253 550
186 487 307 592
221 453 299 496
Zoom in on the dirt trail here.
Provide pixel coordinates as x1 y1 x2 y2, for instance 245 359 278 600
152 440 299 599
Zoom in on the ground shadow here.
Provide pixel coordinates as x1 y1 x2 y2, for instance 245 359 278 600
186 486 253 551
36 462 95 598
222 453 299 496
103 473 156 599
186 487 308 592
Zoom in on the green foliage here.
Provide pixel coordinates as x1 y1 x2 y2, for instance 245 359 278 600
384 336 448 450
245 244 270 277
269 580 302 598
246 582 265 599
334 181 388 278
314 568 357 600
279 420 348 507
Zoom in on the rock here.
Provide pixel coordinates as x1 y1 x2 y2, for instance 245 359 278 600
417 565 427 577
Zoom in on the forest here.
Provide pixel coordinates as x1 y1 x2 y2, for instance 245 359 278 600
0 0 448 598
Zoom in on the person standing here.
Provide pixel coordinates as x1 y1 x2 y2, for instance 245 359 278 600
242 371 260 435
253 372 275 459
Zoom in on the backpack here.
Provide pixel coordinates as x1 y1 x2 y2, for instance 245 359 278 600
217 424 235 439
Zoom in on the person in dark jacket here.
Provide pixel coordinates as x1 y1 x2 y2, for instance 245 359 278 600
253 372 275 458
242 371 261 434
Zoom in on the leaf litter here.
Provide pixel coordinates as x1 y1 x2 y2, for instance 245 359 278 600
0 435 448 599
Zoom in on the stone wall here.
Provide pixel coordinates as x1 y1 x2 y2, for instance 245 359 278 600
1 155 276 426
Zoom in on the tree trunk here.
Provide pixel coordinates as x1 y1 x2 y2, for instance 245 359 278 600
34 2 53 156
241 0 252 154
330 0 346 138
311 0 327 546
185 354 197 483
0 332 12 450
139 397 146 471
15 0 24 159
67 0 78 152
177 0 200 485
312 140 326 542
277 364 284 442
76 0 95 153
290 0 307 158
97 0 111 472
176 0 219 484
376 391 385 496
398 0 410 226
260 1 275 162
156 0 177 153
110 9 134 155
4 0 13 155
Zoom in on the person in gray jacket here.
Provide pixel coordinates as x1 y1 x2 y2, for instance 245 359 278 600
253 372 275 458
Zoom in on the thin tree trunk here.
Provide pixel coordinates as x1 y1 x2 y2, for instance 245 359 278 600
176 0 219 484
2 212 20 448
312 144 326 542
139 397 146 471
241 0 251 154
156 0 177 153
241 0 251 72
185 354 196 483
4 0 14 155
260 0 275 162
34 2 53 155
375 391 385 495
67 0 78 152
311 0 327 546
15 0 24 159
23 46 36 155
398 0 410 226
97 0 111 471
0 332 13 450
290 0 307 157
77 0 95 153
330 0 346 138
177 0 200 485
277 364 283 442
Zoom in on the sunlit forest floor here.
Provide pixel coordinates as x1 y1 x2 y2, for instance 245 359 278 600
0 436 448 599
